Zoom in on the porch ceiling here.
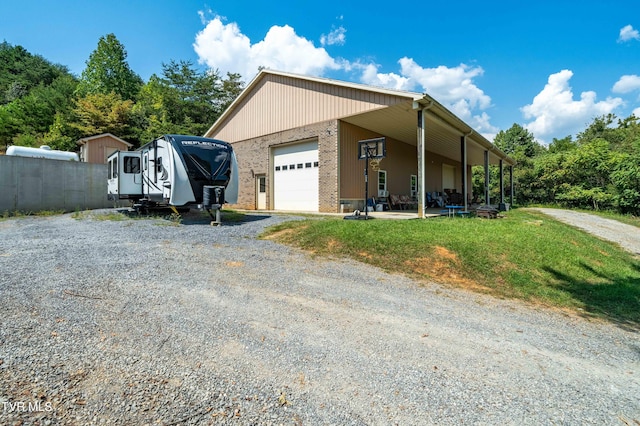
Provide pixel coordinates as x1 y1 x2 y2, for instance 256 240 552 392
341 101 513 166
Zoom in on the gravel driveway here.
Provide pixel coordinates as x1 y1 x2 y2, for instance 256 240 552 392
0 210 638 425
531 208 640 256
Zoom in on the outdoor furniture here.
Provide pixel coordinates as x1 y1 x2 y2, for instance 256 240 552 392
476 205 500 219
389 194 414 210
445 205 463 217
449 192 464 206
431 191 446 207
389 194 403 210
426 192 438 208
400 194 418 209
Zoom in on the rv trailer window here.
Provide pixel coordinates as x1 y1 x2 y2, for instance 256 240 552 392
112 157 118 179
179 141 232 184
108 160 112 179
124 157 140 174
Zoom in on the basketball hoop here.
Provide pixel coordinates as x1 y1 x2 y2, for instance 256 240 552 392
347 137 386 221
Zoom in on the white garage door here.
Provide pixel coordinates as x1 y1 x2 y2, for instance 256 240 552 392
273 141 319 211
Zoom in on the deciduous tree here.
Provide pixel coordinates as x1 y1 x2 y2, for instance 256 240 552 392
72 92 135 139
75 34 142 101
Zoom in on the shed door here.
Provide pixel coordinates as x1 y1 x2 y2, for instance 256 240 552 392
273 141 319 211
443 164 456 191
256 175 267 210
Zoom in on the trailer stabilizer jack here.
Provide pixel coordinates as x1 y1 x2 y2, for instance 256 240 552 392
206 208 222 226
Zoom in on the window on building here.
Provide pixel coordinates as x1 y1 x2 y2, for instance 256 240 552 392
378 170 387 194
410 174 417 197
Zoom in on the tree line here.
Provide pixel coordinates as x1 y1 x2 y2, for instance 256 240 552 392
1 34 638 215
0 34 244 152
473 114 640 215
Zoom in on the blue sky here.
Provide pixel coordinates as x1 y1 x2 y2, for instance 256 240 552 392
2 0 639 143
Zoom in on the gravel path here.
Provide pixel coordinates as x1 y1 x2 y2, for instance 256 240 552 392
531 208 640 256
0 210 638 425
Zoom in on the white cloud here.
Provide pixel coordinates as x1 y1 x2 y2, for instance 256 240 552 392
521 70 624 142
320 26 346 46
359 63 412 90
618 24 640 42
193 15 340 80
633 107 640 117
193 15 498 136
398 58 492 110
360 58 497 135
612 74 640 93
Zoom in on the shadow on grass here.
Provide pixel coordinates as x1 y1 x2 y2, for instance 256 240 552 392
115 208 273 226
181 212 273 226
543 261 640 331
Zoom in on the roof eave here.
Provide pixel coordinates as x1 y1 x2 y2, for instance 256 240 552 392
204 69 423 138
76 132 133 147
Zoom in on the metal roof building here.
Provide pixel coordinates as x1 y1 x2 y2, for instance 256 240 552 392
205 69 514 217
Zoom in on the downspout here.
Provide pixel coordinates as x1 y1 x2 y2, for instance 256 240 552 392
462 131 472 212
509 165 514 207
484 150 490 206
499 159 504 206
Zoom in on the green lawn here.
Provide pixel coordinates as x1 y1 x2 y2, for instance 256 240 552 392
262 209 640 328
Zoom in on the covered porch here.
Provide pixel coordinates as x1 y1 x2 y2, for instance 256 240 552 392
341 94 516 217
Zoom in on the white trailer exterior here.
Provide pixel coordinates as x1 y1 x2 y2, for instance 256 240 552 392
107 135 238 217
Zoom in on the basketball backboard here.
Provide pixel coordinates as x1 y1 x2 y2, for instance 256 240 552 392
358 137 386 159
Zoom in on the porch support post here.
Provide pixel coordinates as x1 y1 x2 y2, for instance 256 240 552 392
484 150 490 205
417 108 426 218
499 159 504 205
461 135 468 211
509 165 514 206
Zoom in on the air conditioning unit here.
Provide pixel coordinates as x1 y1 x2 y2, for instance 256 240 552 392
378 189 389 198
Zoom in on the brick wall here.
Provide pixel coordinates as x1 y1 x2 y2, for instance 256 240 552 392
227 119 340 212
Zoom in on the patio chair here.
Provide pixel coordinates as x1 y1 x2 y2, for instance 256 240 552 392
399 194 417 209
389 194 405 210
426 192 438 208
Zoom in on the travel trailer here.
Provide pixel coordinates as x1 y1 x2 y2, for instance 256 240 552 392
6 145 79 161
107 134 238 222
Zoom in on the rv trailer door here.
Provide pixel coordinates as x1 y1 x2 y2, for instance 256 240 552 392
107 151 142 200
118 152 143 198
107 152 119 199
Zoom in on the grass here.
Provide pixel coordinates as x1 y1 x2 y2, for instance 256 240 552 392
71 208 247 225
2 209 65 220
72 210 129 221
262 209 640 329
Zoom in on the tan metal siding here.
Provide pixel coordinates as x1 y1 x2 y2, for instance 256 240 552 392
339 122 468 202
211 74 409 143
339 122 417 200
